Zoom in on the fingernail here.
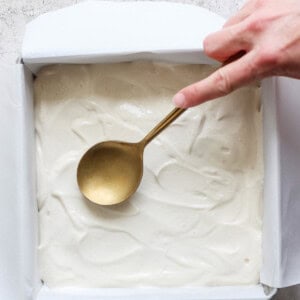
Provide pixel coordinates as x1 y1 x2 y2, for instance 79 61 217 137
172 93 186 107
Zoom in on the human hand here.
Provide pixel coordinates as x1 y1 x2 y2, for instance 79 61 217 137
173 0 300 108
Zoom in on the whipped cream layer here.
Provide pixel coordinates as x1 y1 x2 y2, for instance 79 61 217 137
34 62 263 288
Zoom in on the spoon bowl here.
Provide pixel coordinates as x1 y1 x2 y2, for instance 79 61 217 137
77 141 144 205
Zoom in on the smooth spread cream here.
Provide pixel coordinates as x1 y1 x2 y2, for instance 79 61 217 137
34 62 263 288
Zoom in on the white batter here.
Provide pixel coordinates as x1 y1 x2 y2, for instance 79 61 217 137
34 62 263 288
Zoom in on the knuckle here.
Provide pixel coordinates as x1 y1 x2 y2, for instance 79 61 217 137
246 18 264 32
245 9 275 34
180 86 199 107
255 0 263 7
256 0 269 7
214 69 233 95
245 11 271 33
251 0 268 10
190 84 202 101
257 48 281 67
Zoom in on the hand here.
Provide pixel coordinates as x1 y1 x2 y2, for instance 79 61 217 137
173 0 300 108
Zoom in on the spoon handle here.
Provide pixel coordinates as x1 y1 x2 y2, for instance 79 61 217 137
138 52 246 148
140 107 186 147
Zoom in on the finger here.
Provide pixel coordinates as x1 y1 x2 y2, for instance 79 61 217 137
223 0 256 27
204 23 252 62
172 51 257 108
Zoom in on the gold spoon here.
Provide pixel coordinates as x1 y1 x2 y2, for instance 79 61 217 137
77 107 185 205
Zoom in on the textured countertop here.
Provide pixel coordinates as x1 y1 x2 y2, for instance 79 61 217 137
0 0 298 299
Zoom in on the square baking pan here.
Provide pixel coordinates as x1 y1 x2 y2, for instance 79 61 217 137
2 2 300 299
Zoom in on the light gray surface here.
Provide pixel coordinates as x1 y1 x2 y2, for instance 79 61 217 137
0 0 299 299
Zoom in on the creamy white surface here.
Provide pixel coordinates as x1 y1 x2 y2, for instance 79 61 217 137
34 62 262 288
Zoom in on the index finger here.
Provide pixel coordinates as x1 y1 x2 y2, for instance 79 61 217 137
172 51 258 108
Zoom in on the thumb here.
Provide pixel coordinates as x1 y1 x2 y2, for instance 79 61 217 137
172 52 257 108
